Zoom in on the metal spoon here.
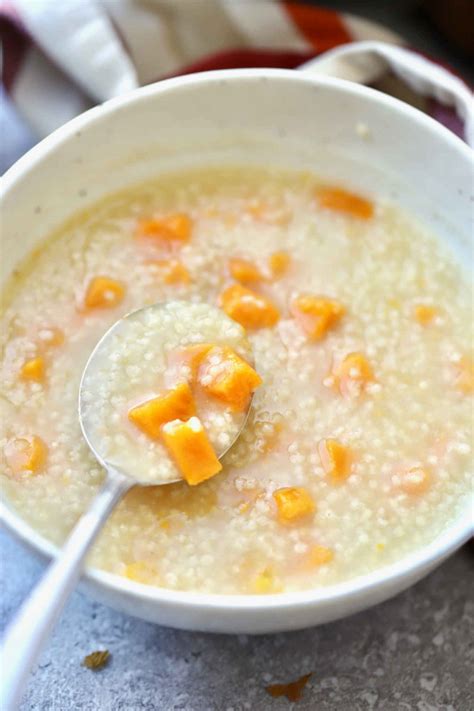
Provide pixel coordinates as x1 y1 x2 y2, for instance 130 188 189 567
1 301 254 710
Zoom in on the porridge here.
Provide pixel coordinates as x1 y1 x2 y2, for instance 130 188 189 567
1 167 472 594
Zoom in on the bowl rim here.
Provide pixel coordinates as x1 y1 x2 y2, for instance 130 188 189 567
1 67 473 614
2 66 473 199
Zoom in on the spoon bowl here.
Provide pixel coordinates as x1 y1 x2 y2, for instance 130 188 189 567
79 300 255 485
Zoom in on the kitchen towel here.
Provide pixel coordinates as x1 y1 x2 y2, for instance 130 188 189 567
1 0 471 142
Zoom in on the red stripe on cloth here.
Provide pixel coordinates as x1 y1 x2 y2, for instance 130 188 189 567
0 14 29 91
163 47 317 78
283 2 352 52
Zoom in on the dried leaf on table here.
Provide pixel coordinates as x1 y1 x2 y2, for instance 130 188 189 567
82 649 110 670
265 672 312 702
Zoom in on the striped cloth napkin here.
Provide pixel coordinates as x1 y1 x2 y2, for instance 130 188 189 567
0 0 470 142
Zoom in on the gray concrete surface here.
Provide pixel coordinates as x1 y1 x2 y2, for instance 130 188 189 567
2 1 473 709
1 530 473 710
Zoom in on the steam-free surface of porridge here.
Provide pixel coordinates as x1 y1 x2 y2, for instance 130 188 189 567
80 301 256 485
1 167 472 594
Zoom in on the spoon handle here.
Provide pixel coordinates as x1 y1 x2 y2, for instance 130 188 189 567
1 471 130 710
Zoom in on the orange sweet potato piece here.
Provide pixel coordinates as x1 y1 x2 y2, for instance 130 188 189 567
331 352 374 397
316 186 374 219
165 262 190 284
137 213 192 242
291 295 345 340
269 251 291 278
414 304 438 325
161 416 222 485
318 439 351 481
5 435 47 474
37 326 64 348
307 545 334 567
246 201 290 226
197 345 262 411
128 382 196 439
399 466 430 495
252 566 282 594
84 276 125 309
219 284 280 329
20 357 45 382
124 561 160 584
228 257 264 284
246 200 268 220
151 259 191 284
454 356 473 394
171 343 214 381
273 487 315 523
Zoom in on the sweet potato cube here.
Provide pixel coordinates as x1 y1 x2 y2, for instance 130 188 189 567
163 261 190 284
273 487 315 523
128 382 196 439
20 357 45 382
5 435 47 474
228 257 264 284
316 186 374 219
318 439 351 481
455 356 473 394
197 346 262 411
229 257 265 284
161 416 222 485
307 545 334 567
246 200 268 220
269 251 291 278
219 284 280 329
399 466 430 495
150 259 190 285
414 304 438 325
37 326 64 348
84 276 125 309
124 561 159 584
252 567 281 594
291 295 345 340
332 352 374 397
137 213 192 242
246 201 290 226
172 343 214 380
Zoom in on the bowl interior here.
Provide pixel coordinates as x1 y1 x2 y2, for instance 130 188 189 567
1 69 473 632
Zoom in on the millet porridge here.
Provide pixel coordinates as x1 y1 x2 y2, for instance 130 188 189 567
1 167 472 594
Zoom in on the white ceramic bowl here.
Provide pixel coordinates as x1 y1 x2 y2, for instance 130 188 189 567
1 68 473 634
